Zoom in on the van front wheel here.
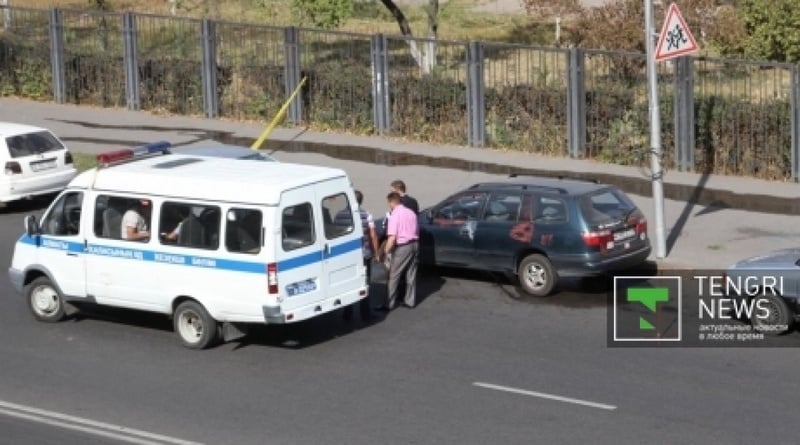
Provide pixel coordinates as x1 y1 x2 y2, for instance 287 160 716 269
26 276 67 322
174 300 219 349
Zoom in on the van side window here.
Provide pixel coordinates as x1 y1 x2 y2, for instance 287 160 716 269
282 203 315 251
322 192 354 239
41 191 83 236
159 202 221 250
94 195 153 242
226 208 262 254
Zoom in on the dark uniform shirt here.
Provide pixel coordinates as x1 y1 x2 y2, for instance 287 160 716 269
400 194 419 214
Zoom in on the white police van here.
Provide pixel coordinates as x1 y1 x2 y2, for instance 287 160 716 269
8 142 367 349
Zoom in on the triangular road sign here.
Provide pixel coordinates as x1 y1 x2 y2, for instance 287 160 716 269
654 3 699 62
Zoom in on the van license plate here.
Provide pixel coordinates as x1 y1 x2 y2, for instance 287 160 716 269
286 279 317 297
613 229 635 241
31 159 56 172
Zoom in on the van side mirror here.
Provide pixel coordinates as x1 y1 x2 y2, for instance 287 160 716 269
24 215 40 237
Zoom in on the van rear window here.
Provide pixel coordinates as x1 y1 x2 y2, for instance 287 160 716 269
6 131 64 158
282 203 315 251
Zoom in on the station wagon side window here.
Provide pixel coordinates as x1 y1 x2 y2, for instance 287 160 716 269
226 208 262 254
41 191 83 236
322 192 355 240
533 196 568 223
433 192 487 223
482 193 522 222
94 195 153 242
158 202 221 250
282 203 315 251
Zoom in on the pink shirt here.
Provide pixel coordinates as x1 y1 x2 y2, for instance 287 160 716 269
387 204 419 245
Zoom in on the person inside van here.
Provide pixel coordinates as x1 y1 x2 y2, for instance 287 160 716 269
161 205 191 243
121 199 151 241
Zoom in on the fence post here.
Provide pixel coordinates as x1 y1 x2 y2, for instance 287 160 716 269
370 34 390 135
283 26 302 125
567 48 586 158
122 12 140 111
466 41 485 147
48 8 65 104
2 0 11 30
673 56 695 171
201 19 218 118
791 66 800 182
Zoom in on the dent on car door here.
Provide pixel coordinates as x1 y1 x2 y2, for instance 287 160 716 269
428 191 487 266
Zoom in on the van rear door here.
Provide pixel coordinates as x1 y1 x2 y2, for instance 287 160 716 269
319 187 364 300
275 189 325 313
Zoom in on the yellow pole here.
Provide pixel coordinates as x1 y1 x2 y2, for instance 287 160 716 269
251 76 308 151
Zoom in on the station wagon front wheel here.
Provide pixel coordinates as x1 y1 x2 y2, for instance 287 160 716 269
518 254 557 297
174 300 219 349
26 276 67 323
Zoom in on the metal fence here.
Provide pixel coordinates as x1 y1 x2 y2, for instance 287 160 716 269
1 5 798 181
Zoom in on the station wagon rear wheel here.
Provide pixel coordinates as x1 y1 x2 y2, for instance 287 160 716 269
518 254 556 297
26 276 67 323
174 300 219 349
751 294 793 335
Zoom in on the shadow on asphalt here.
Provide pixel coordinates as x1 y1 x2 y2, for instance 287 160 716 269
0 194 55 215
61 261 664 347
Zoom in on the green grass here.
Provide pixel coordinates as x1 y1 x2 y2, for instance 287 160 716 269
73 153 97 173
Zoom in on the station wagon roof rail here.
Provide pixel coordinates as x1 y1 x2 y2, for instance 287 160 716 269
508 173 600 184
468 182 569 194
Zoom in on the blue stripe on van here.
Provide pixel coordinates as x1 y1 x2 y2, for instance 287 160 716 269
17 234 361 274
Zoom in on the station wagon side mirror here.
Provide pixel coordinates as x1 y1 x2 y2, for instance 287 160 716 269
24 215 40 237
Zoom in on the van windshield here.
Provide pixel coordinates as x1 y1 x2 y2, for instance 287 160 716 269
6 131 64 158
579 189 635 227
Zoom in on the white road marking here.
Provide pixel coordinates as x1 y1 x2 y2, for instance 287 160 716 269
0 399 203 445
472 382 617 411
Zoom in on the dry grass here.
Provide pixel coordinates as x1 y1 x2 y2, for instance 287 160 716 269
22 0 531 43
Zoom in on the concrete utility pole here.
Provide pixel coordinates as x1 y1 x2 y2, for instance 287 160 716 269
645 0 667 259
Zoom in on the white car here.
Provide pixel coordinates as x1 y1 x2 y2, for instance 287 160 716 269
0 123 77 203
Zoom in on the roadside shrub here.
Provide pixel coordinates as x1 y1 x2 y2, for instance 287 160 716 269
484 84 568 155
389 73 468 145
695 95 791 180
218 64 283 120
303 59 374 134
0 35 52 100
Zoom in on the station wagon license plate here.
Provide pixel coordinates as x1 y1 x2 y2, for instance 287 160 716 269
286 278 317 297
30 159 57 172
613 228 636 241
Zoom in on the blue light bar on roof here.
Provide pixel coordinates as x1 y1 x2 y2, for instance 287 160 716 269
130 141 172 156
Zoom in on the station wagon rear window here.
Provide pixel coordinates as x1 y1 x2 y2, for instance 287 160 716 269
6 131 64 158
579 189 635 225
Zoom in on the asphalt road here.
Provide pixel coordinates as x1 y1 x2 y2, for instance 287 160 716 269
1 103 800 443
2 197 800 445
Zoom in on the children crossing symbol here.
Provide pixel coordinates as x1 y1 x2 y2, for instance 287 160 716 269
654 2 699 62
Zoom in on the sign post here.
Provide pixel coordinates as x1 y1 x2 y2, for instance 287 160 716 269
645 1 698 259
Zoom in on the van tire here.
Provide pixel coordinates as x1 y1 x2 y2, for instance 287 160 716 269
751 294 793 335
173 300 220 349
518 254 557 297
26 276 67 323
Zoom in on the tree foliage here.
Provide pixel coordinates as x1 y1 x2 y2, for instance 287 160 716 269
741 0 800 62
291 0 354 29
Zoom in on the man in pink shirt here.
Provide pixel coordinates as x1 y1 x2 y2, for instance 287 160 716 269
382 192 419 310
